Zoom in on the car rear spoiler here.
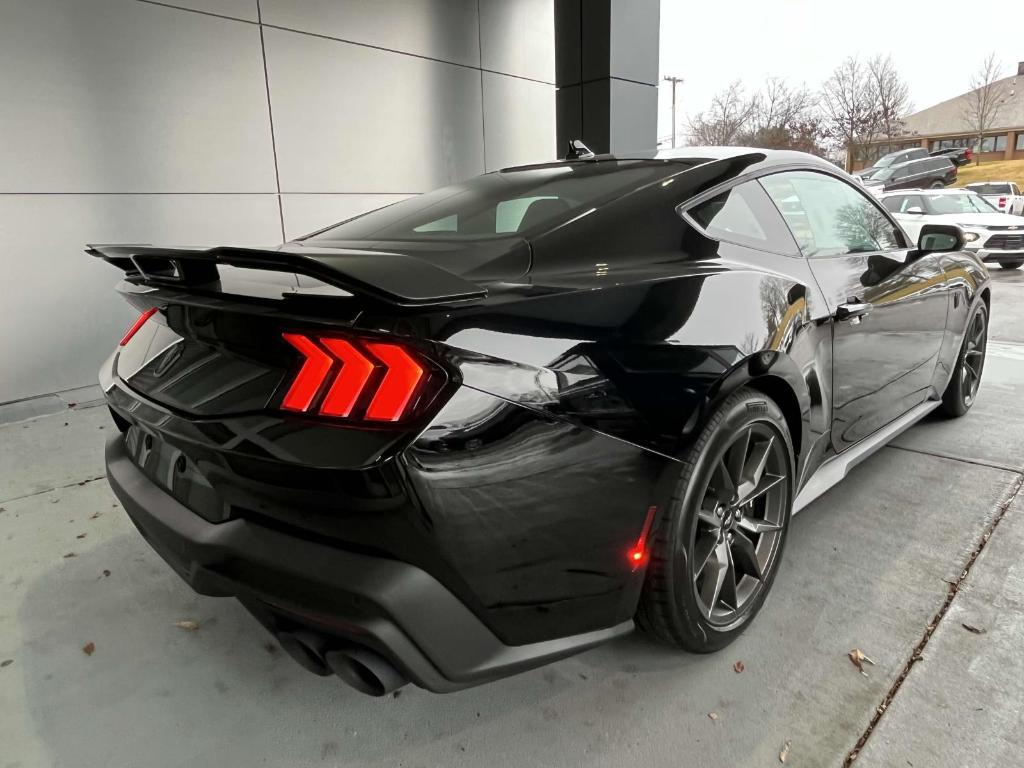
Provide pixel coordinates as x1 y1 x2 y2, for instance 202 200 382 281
86 244 488 307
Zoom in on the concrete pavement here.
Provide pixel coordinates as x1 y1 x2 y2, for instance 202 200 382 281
2 269 1024 768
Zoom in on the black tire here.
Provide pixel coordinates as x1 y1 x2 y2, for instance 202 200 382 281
636 387 794 652
940 302 987 417
999 260 1023 270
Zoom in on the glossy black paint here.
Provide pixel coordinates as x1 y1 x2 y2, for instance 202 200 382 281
96 147 990 682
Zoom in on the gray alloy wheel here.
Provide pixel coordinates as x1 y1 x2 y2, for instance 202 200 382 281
930 180 944 188
940 302 987 417
690 422 788 626
636 387 794 652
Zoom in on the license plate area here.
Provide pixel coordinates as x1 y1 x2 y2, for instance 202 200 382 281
124 426 229 523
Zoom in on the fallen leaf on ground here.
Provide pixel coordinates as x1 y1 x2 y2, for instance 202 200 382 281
82 642 95 656
174 620 199 631
102 569 111 577
848 648 875 676
62 552 76 559
68 402 77 407
708 712 719 721
0 507 6 513
76 533 87 539
779 740 791 763
733 660 745 673
89 512 102 519
1 659 13 668
961 623 986 635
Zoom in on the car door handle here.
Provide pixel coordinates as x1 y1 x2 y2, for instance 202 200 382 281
835 301 873 321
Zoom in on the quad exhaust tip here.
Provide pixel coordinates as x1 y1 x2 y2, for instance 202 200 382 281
276 630 407 697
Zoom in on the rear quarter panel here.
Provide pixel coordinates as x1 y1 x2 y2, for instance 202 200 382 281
394 234 836 642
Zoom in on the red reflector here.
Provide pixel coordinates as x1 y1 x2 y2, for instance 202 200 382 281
119 307 158 346
364 343 425 422
628 505 658 572
319 338 375 417
280 333 333 412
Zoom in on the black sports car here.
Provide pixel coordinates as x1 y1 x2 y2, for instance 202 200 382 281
90 145 990 697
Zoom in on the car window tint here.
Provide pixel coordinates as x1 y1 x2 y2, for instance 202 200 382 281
686 180 798 255
968 183 1012 195
307 161 686 242
882 196 904 213
903 195 925 212
494 196 559 233
925 194 997 215
760 171 904 258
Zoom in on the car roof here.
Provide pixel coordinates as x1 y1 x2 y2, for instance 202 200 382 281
879 188 977 197
965 181 1014 186
501 146 839 174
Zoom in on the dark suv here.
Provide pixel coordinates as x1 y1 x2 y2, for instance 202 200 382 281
862 156 957 192
854 147 929 180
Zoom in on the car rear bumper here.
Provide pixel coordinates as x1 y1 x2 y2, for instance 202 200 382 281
104 434 632 692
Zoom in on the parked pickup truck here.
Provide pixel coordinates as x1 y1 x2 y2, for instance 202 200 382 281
929 147 973 167
964 182 1024 215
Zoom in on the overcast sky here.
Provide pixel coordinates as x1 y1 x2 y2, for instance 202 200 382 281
656 0 1024 145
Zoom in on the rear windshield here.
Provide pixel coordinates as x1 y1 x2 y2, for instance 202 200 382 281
305 161 687 243
925 194 997 215
967 183 1012 195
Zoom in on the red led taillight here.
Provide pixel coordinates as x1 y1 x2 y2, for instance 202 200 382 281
281 333 334 412
319 338 375 418
998 196 1008 208
363 342 425 422
279 333 434 423
119 307 158 346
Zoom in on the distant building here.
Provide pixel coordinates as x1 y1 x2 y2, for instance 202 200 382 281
858 61 1024 167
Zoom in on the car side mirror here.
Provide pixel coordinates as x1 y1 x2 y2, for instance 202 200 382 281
917 224 963 254
905 206 924 214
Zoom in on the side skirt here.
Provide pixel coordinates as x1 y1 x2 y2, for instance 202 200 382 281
792 400 941 514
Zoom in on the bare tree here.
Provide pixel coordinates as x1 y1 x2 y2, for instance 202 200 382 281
743 79 825 154
962 52 1007 165
867 55 912 153
755 78 815 134
820 56 881 171
687 81 758 145
687 78 825 155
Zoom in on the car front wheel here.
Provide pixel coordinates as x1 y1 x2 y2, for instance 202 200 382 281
637 387 794 652
999 260 1023 269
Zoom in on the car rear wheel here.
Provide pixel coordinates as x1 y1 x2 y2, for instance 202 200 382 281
940 302 987 417
999 260 1023 269
930 180 944 189
636 388 793 652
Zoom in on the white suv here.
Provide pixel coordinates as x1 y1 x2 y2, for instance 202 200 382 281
964 182 1024 215
880 188 1024 269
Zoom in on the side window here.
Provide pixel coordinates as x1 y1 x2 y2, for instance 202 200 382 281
685 180 799 255
882 196 904 213
903 195 925 212
760 171 906 258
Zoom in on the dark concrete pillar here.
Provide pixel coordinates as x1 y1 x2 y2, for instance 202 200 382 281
554 0 660 155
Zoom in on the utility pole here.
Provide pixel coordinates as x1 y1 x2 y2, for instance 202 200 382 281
663 75 684 148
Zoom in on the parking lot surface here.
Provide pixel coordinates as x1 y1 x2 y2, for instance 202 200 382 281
3 269 1024 768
